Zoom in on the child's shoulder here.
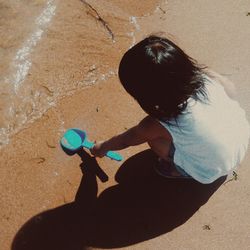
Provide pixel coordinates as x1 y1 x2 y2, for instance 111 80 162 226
205 69 237 100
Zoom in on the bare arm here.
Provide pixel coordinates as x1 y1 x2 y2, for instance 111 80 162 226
90 116 171 157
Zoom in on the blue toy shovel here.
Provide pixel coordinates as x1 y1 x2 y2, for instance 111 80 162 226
60 128 123 161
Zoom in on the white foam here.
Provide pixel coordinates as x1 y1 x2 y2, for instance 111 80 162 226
0 1 57 148
127 32 136 47
128 16 141 47
0 128 10 146
13 0 57 93
129 16 140 31
100 70 116 81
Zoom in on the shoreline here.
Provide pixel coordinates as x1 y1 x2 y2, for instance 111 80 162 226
1 0 164 148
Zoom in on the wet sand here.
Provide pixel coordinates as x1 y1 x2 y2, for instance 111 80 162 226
1 0 250 249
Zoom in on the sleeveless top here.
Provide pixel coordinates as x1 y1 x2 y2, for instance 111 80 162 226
159 76 250 184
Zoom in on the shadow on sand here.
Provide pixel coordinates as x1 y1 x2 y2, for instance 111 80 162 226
12 149 226 250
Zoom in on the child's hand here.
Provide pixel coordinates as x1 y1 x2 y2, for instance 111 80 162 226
90 142 108 158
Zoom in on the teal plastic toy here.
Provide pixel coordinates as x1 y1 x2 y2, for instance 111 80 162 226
60 128 123 161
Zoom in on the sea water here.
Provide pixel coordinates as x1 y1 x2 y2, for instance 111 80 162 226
0 0 165 147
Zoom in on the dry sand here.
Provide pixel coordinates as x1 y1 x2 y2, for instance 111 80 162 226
1 0 250 249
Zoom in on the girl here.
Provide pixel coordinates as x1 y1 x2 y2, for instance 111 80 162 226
90 35 250 184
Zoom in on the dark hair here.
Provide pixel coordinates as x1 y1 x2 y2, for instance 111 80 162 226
118 35 208 120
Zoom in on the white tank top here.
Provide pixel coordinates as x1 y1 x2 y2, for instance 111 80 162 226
159 77 250 184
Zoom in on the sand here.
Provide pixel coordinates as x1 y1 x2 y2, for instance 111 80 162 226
1 0 250 249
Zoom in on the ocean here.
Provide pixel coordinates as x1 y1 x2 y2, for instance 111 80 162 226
0 0 165 147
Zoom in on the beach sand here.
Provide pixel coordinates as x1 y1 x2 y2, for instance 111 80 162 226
1 0 250 249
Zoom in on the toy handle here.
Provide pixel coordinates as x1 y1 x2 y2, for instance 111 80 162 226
106 151 123 161
82 140 94 149
82 140 123 161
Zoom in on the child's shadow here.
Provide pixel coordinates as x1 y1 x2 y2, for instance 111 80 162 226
12 150 225 250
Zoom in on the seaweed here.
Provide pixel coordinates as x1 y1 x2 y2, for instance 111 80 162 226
30 157 46 164
223 171 238 185
40 85 54 96
159 7 166 14
202 224 211 230
80 0 115 42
